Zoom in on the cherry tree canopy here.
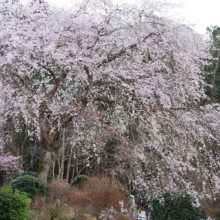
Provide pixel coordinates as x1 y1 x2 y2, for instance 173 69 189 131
0 0 220 201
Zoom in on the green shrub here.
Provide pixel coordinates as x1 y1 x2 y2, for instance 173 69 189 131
0 186 29 220
216 210 220 220
13 171 37 179
13 171 53 182
47 173 53 183
150 191 206 220
9 174 47 200
71 175 91 188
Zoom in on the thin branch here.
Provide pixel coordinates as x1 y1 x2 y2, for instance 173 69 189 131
40 64 58 82
46 71 67 99
97 32 157 68
94 97 116 104
61 116 73 129
30 55 66 98
59 71 67 81
151 106 201 113
98 28 123 36
142 32 157 42
73 0 90 18
11 75 24 93
95 89 114 93
86 36 100 49
8 69 35 93
93 80 113 86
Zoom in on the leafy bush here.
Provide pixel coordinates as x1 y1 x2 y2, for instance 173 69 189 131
13 171 37 179
150 191 206 220
13 171 53 182
216 210 220 220
70 175 91 188
47 173 53 183
9 174 47 200
0 186 29 220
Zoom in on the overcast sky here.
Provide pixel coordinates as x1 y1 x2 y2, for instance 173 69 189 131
50 0 220 35
182 0 220 34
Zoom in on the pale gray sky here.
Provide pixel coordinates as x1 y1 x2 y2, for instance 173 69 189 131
49 0 220 34
182 0 220 34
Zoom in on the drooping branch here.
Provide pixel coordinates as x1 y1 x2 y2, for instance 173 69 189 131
11 75 23 93
46 79 60 99
98 27 125 36
8 69 35 93
93 78 134 87
46 71 67 99
61 116 73 129
97 44 136 68
59 71 67 82
97 32 157 68
94 97 116 104
93 80 114 86
30 55 65 98
86 36 100 49
40 64 58 82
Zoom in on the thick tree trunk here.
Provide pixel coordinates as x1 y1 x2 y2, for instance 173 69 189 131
37 150 52 183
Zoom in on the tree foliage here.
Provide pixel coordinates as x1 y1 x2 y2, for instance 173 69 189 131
150 191 207 220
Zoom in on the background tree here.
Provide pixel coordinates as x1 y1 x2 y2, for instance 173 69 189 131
205 26 220 103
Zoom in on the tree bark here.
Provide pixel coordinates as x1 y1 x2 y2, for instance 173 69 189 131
65 147 73 182
211 51 220 102
70 157 75 183
37 150 52 183
59 129 65 179
52 153 55 178
37 104 60 182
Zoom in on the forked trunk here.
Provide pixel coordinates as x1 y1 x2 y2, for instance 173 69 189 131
37 150 52 183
